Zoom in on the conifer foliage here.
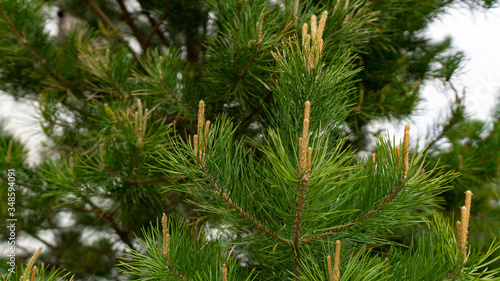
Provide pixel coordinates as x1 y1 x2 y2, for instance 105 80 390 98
0 0 499 280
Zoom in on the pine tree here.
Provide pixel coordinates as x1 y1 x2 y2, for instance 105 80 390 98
424 95 500 266
0 0 499 280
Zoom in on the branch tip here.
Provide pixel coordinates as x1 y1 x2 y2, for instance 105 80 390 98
327 255 333 281
222 264 228 281
31 266 37 281
395 146 400 168
403 124 410 179
334 240 341 281
162 213 170 259
23 247 42 281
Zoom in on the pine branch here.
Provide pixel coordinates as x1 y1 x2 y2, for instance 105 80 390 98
63 172 137 250
166 265 189 281
100 60 129 100
303 180 404 243
0 4 74 90
293 101 312 277
103 164 164 184
216 43 261 113
293 176 307 276
226 46 259 91
423 97 464 154
69 202 136 251
84 0 117 36
0 174 37 191
28 233 57 253
241 90 272 124
423 116 460 154
442 267 462 281
132 143 140 182
200 166 290 243
159 63 195 112
113 82 129 100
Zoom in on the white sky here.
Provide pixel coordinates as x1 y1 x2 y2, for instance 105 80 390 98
377 4 500 146
1 4 500 161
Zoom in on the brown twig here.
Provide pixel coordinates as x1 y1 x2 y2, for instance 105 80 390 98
293 176 308 274
143 12 171 47
70 202 136 251
142 5 169 49
142 17 162 50
116 0 146 50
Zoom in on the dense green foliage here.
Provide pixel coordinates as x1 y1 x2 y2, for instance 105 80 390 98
0 0 499 280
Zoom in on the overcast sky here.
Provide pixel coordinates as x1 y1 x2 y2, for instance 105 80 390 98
378 3 500 145
1 3 500 162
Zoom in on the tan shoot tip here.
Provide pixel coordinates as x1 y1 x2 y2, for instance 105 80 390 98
24 247 43 281
403 124 410 180
197 100 206 143
456 220 462 246
162 213 168 230
302 23 309 43
395 146 401 168
306 147 312 176
205 121 211 136
162 213 170 258
327 255 333 281
194 135 198 157
294 0 300 16
317 11 328 39
311 15 317 37
222 264 228 281
465 190 473 207
334 240 341 281
165 234 171 262
304 100 311 119
30 266 37 281
459 205 470 260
